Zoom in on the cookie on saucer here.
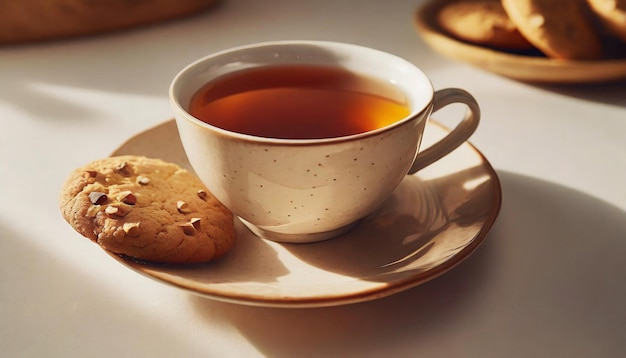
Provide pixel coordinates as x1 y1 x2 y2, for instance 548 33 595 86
59 155 235 264
437 0 533 50
501 0 603 59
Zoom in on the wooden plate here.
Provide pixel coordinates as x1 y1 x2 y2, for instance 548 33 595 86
0 0 219 44
414 0 626 83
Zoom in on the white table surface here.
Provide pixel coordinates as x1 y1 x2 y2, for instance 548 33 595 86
2 1 625 357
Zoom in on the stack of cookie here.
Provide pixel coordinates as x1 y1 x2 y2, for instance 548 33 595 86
436 0 626 60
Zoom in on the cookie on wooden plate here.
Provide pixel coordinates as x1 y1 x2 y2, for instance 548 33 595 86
60 155 235 264
502 0 603 59
437 0 533 50
586 0 626 42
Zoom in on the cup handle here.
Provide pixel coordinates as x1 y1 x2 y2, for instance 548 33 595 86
408 88 480 174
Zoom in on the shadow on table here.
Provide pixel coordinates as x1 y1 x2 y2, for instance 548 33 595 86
534 79 626 108
0 219 212 357
190 170 626 358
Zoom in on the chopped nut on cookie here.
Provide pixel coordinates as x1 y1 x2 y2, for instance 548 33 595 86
118 191 137 205
89 192 108 205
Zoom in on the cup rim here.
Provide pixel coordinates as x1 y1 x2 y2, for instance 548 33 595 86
169 40 434 145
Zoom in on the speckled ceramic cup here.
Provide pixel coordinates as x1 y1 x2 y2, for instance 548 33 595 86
170 41 480 243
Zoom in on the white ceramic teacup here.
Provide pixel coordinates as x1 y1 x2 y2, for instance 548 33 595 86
170 40 480 243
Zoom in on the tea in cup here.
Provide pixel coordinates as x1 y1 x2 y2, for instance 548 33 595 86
170 41 480 243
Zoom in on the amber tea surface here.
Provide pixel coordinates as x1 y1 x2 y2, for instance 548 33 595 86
189 65 410 139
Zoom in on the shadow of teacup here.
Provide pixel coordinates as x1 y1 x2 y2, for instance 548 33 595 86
281 163 498 282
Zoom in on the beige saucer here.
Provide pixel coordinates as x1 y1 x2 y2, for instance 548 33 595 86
415 0 626 83
108 119 501 307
